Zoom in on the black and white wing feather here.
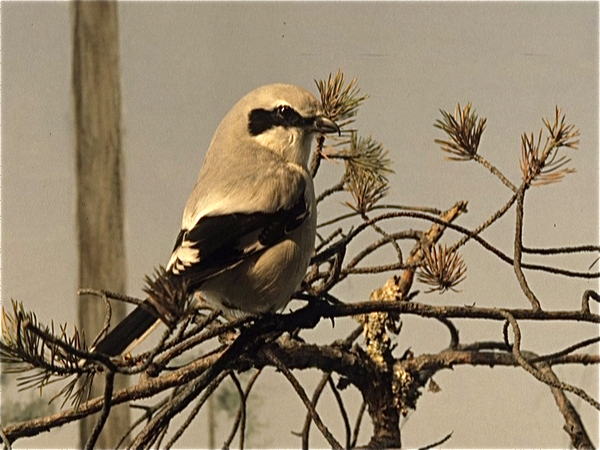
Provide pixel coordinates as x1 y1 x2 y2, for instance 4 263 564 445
167 187 309 290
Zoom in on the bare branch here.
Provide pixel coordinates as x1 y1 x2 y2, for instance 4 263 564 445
418 430 453 450
115 399 168 449
162 371 229 450
531 336 600 364
513 188 542 310
500 310 599 411
77 289 146 310
84 371 115 450
226 372 247 450
265 349 343 450
536 361 595 449
523 244 600 255
436 317 460 349
351 401 367 449
581 290 600 314
473 153 517 192
300 372 331 450
222 369 262 450
3 80 597 450
0 424 13 450
317 207 598 282
316 180 346 205
328 376 352 449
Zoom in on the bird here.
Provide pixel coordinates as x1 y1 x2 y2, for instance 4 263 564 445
93 84 340 357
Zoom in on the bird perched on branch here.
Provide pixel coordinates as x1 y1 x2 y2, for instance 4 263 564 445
93 84 339 356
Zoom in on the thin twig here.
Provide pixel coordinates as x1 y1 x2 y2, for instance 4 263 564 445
152 314 250 367
115 399 168 449
23 319 117 372
315 210 600 279
300 372 331 450
223 369 262 450
150 386 183 450
523 244 600 255
418 430 454 450
343 230 420 275
118 325 177 376
4 300 600 443
500 310 599 411
333 325 364 349
163 370 229 450
318 204 442 229
513 188 542 310
327 376 352 449
351 401 367 448
316 228 345 252
130 316 286 448
152 426 169 450
531 337 600 364
581 290 600 314
343 261 409 276
84 370 115 450
436 317 460 349
536 361 595 449
90 292 112 349
450 189 517 253
318 211 360 229
0 425 13 450
229 373 247 450
265 349 343 449
317 180 346 204
361 212 404 265
78 289 147 309
473 153 517 192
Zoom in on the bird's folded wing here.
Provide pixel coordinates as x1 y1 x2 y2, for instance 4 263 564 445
168 184 309 290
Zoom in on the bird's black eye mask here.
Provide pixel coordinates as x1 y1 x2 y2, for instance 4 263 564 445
248 105 314 136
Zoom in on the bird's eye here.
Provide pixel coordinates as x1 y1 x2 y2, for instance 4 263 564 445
277 105 297 122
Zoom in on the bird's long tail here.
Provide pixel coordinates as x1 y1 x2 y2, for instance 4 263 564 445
93 301 161 356
91 267 189 356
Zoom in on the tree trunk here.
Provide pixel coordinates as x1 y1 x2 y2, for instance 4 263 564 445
72 2 130 447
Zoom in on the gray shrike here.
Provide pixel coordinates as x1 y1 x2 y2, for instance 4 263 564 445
94 84 339 356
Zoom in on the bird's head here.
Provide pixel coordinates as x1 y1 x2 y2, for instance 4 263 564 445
217 84 339 168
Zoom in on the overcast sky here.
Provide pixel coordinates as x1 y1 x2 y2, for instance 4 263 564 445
2 2 598 448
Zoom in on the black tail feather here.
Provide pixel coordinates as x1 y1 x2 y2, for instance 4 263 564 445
93 301 160 356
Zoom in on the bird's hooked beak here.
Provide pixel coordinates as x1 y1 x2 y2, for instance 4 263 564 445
313 115 341 136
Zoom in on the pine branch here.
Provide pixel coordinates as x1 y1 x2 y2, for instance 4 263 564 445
315 69 368 129
434 103 486 161
520 106 579 187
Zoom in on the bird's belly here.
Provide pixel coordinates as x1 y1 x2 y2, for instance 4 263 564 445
199 230 313 316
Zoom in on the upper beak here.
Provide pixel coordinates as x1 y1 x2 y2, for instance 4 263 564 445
313 115 341 136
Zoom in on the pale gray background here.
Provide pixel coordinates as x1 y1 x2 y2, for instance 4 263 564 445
2 2 598 448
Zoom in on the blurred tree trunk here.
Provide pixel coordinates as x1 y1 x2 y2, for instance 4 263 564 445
72 2 130 447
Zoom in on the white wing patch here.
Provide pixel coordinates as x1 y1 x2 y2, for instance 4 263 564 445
167 239 201 275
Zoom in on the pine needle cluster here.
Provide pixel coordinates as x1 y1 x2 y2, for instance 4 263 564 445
434 103 487 161
520 107 579 186
315 69 368 129
143 266 192 327
1 300 93 408
417 245 467 293
343 134 394 214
